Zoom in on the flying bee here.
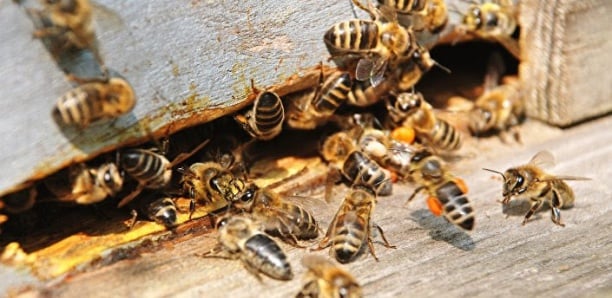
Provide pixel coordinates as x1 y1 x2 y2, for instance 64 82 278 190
406 149 475 230
324 0 419 87
201 215 293 281
316 186 395 264
457 0 520 58
233 186 319 247
378 0 448 34
296 255 362 298
116 138 211 208
235 82 284 141
286 70 352 129
483 151 590 227
386 91 462 151
44 162 124 205
128 195 178 229
52 77 136 129
321 131 393 197
179 161 253 218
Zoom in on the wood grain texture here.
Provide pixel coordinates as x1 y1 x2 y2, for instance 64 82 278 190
3 116 608 297
519 0 612 126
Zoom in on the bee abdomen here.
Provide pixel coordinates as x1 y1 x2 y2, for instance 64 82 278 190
53 87 103 127
252 91 284 139
378 0 424 12
293 207 319 239
244 234 293 280
431 119 462 150
436 181 475 230
343 151 392 196
313 72 352 114
121 150 168 187
324 20 379 53
146 198 177 228
332 220 366 264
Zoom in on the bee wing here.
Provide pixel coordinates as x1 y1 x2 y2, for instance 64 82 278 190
483 51 505 92
538 176 591 182
91 2 126 31
282 195 329 217
369 59 388 88
355 58 375 82
528 150 556 169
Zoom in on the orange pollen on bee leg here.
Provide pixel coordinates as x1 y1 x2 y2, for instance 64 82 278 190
388 170 399 183
391 126 415 144
453 177 469 194
426 196 444 216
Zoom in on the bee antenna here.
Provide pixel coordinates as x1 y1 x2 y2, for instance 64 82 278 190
349 0 359 18
482 168 506 180
434 60 452 74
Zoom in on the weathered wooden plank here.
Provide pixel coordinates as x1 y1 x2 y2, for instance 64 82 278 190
4 115 608 297
0 0 355 197
520 0 612 126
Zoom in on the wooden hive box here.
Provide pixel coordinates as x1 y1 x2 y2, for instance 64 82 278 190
519 0 612 126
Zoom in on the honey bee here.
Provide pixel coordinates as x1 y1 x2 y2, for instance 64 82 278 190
45 162 124 205
233 186 319 247
324 0 419 87
235 84 284 141
395 45 440 91
52 77 136 128
286 70 352 129
202 215 293 281
321 131 393 197
179 161 253 218
128 196 178 229
483 151 590 227
357 127 416 179
316 186 395 264
296 255 362 298
346 76 395 107
378 0 448 34
117 138 211 208
458 0 520 58
386 91 462 151
406 149 475 230
30 0 100 61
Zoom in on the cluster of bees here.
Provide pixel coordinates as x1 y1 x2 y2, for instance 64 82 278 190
1 0 591 296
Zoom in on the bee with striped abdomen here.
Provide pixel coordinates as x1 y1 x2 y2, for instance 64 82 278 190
386 91 462 151
321 131 393 197
235 82 284 141
316 186 395 264
483 151 590 227
406 149 475 230
325 0 419 87
201 215 293 281
378 0 448 34
128 195 178 229
286 70 352 129
233 186 319 247
116 138 211 208
52 77 135 129
296 255 362 298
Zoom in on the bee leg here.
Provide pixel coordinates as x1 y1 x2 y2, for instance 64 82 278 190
240 259 264 283
310 236 331 252
550 191 565 227
373 223 397 249
188 199 196 220
406 186 426 205
325 168 342 203
168 139 211 168
522 200 544 226
127 209 138 230
117 184 145 208
367 237 380 262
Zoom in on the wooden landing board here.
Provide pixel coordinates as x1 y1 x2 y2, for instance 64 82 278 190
3 115 610 297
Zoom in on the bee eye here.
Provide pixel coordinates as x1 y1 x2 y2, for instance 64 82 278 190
485 13 499 27
240 189 255 202
104 171 112 183
483 110 492 122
